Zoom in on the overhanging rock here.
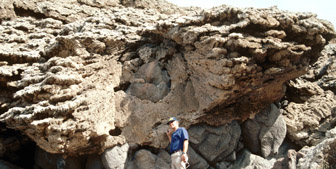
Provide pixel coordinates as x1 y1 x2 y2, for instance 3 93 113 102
0 0 335 155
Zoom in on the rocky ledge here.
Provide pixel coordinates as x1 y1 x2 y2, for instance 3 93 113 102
0 0 335 168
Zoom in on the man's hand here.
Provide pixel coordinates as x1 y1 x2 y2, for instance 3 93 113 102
166 129 172 143
181 153 188 162
166 129 173 137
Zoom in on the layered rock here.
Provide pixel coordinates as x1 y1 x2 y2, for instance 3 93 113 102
0 1 335 169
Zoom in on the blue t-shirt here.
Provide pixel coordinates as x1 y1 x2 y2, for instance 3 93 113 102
170 127 189 153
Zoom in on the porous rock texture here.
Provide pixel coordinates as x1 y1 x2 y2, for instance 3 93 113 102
281 44 336 146
0 0 336 168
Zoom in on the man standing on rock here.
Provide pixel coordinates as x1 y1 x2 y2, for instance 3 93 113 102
166 117 189 169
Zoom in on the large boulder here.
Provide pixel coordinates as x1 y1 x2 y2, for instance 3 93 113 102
188 121 241 163
127 149 170 169
242 104 286 158
233 149 273 169
101 143 129 169
187 147 209 169
131 149 156 169
155 149 171 169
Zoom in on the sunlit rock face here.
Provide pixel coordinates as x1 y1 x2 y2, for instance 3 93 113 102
0 0 335 159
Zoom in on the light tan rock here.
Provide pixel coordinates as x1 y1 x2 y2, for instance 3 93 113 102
0 0 16 20
101 144 130 169
296 137 336 169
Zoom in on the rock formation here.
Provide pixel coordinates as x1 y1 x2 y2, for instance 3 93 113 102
0 0 335 168
242 103 286 158
281 44 336 147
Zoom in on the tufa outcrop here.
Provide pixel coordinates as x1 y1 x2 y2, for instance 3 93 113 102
0 0 336 168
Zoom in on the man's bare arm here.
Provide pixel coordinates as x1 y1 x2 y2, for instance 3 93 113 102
183 140 188 153
181 140 189 162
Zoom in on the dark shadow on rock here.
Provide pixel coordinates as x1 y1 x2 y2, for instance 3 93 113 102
0 124 36 169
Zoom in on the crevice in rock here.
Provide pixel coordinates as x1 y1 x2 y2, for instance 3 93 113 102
114 82 131 92
118 42 145 63
14 25 29 32
284 30 335 50
188 122 241 168
152 121 162 129
305 65 329 82
160 44 182 64
0 53 40 65
33 111 54 121
0 123 36 169
282 32 328 65
263 78 275 84
283 84 309 104
0 102 9 115
114 18 129 26
139 32 166 45
128 145 162 160
189 142 217 168
287 134 303 150
109 127 122 136
202 101 235 117
229 23 277 38
13 5 46 20
308 45 326 64
89 135 108 146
